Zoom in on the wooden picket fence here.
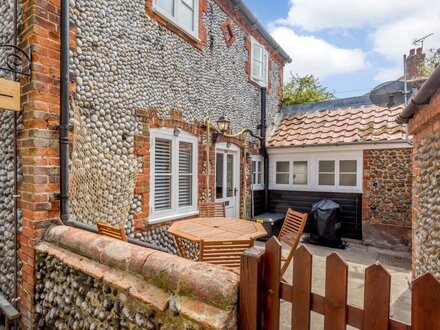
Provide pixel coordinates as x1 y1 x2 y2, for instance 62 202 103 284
239 237 440 330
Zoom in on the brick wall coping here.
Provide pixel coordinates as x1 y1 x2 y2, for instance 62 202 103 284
37 225 239 327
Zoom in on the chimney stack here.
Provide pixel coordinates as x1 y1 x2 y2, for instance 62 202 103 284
406 47 426 80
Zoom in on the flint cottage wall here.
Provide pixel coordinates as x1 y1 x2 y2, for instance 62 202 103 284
362 148 413 250
0 0 23 302
67 0 285 245
408 89 440 278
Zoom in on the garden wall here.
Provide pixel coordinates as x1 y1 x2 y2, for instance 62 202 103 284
35 225 239 329
362 148 413 250
408 89 440 277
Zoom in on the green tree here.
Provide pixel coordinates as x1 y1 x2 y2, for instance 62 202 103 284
419 48 440 77
282 74 336 106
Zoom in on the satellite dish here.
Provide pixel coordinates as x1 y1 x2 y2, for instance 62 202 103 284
369 81 411 108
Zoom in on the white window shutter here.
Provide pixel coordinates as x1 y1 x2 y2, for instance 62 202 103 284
154 138 172 210
178 141 193 207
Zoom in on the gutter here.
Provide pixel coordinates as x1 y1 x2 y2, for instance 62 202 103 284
60 0 70 223
396 63 440 124
231 0 292 63
268 139 412 149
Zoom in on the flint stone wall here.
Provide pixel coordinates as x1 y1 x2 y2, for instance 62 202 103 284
362 148 412 250
414 129 440 277
68 0 282 231
35 226 239 329
0 0 22 301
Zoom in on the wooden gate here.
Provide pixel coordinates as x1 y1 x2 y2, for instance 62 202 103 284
239 237 440 330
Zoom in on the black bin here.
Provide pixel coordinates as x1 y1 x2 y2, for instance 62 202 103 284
310 199 344 249
252 212 285 241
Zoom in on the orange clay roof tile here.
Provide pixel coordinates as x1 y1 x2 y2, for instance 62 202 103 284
268 105 406 147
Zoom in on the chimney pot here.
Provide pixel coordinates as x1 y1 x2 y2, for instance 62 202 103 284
416 47 423 55
409 49 416 56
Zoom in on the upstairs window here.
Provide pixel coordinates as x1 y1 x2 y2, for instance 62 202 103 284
251 37 269 87
154 0 199 38
150 128 198 223
252 156 264 190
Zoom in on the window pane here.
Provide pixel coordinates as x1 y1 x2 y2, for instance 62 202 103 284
293 161 307 174
155 139 172 173
157 0 174 16
257 171 263 185
319 173 335 186
276 173 289 185
226 154 234 197
179 142 192 174
276 161 289 173
252 173 256 185
340 160 357 173
252 161 256 174
319 160 335 173
340 173 357 186
293 173 307 185
252 61 262 79
155 176 172 210
180 2 194 32
179 176 192 206
216 153 223 199
253 44 262 61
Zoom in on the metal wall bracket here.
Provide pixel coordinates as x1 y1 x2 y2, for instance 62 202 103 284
0 44 32 78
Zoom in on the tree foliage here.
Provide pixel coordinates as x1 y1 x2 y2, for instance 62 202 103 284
419 48 440 77
282 74 336 106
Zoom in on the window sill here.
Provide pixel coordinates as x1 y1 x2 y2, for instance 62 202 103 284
252 185 265 191
148 210 200 225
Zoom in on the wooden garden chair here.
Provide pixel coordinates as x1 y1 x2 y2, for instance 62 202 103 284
199 201 226 218
278 209 308 278
199 239 253 270
97 222 128 242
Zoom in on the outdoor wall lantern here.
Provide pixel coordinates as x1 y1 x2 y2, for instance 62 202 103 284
212 115 263 143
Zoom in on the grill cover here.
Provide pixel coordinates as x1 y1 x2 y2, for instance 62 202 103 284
310 199 344 248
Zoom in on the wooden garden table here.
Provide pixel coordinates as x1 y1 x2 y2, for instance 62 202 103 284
167 217 267 258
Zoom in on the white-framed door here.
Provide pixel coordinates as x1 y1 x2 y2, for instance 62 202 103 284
215 143 240 218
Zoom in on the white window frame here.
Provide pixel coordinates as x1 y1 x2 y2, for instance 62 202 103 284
153 0 199 39
250 37 269 87
315 156 362 192
150 128 198 224
269 152 362 193
251 155 264 191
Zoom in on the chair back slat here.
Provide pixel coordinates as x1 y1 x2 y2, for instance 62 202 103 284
97 222 128 242
278 209 307 247
199 239 253 269
278 209 308 278
199 202 226 218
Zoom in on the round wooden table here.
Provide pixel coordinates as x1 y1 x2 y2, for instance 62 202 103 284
167 217 267 258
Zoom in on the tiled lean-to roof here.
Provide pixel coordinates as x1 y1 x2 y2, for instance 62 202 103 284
269 97 407 147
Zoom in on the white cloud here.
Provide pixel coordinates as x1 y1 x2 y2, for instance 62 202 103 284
278 0 431 32
272 0 440 83
271 26 367 81
374 66 402 82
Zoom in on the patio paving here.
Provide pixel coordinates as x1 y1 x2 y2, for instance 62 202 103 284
256 238 412 329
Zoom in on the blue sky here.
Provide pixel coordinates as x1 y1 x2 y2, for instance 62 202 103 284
245 0 440 98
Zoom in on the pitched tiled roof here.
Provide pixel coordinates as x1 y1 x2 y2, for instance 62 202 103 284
268 105 406 147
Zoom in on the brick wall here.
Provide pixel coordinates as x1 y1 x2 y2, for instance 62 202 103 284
408 89 440 277
16 0 66 327
362 148 413 250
